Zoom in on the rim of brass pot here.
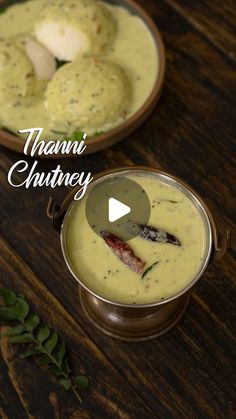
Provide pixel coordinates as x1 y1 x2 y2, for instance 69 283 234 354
47 166 230 309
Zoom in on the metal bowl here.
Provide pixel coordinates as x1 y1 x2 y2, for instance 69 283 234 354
47 167 230 340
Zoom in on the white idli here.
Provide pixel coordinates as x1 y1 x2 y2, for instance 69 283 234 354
45 57 131 132
35 0 116 61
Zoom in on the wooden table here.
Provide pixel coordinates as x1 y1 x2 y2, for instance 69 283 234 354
0 0 235 417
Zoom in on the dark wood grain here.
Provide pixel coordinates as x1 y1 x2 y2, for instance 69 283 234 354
0 0 236 418
163 0 236 61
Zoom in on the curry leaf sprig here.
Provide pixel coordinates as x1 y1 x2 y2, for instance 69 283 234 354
0 287 88 403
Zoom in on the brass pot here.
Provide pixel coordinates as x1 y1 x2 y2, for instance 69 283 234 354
47 167 230 341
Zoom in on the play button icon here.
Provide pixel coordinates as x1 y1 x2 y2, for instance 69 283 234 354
108 198 131 222
85 173 151 241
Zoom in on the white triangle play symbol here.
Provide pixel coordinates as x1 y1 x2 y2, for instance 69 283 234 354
108 198 131 223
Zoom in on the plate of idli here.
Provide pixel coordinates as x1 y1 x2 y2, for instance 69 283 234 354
0 0 165 156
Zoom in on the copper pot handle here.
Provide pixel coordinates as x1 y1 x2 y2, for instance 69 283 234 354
204 205 231 261
47 197 66 233
212 228 230 261
47 185 81 232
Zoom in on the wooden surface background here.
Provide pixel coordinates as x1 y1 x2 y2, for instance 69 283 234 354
0 0 235 418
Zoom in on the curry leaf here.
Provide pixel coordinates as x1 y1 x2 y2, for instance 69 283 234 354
37 326 50 343
0 7 7 15
73 376 89 389
44 331 58 354
20 347 44 359
36 355 54 366
16 298 29 320
62 357 71 375
56 59 68 69
1 325 26 337
48 366 62 377
71 131 85 141
0 288 16 306
56 342 66 366
59 378 72 391
50 129 67 136
0 307 18 320
142 261 159 279
9 333 34 344
25 314 40 331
